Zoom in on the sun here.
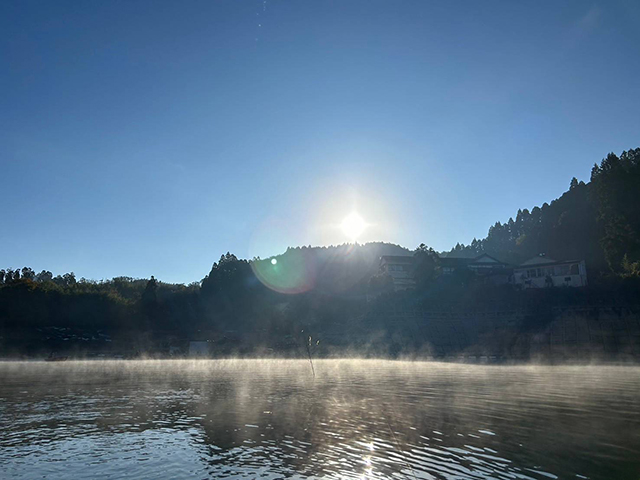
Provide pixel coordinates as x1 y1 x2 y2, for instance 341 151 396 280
341 212 367 241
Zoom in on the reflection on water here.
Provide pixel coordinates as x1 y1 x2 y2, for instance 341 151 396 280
1 360 640 479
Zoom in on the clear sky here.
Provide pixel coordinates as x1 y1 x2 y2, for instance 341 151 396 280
2 0 639 283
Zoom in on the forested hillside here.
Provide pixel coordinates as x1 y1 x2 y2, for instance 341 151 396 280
0 243 410 356
1 148 639 357
447 148 640 278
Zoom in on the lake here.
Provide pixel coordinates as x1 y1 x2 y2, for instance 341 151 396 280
1 360 639 479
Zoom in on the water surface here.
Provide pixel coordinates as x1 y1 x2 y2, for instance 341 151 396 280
1 360 639 479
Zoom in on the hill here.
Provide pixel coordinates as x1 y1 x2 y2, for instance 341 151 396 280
1 148 640 358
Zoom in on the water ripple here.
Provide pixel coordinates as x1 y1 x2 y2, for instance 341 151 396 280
0 360 639 479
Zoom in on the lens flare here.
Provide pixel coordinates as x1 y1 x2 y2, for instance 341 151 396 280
252 249 317 294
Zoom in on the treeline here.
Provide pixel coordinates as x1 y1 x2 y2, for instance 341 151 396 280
0 268 78 287
0 270 198 334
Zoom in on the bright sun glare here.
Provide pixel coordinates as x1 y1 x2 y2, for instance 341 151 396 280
341 212 366 241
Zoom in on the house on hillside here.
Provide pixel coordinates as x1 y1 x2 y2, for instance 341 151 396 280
513 256 587 288
466 253 510 274
439 253 512 284
377 252 587 290
438 256 471 275
379 255 415 291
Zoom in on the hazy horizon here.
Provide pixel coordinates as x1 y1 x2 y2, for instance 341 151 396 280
2 0 639 283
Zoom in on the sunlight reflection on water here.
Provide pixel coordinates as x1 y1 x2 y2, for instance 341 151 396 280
1 360 640 479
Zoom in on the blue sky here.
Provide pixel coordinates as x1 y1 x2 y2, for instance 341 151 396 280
1 0 639 283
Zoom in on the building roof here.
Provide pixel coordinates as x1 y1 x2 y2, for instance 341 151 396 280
520 256 557 266
467 253 508 265
439 253 508 267
517 256 582 268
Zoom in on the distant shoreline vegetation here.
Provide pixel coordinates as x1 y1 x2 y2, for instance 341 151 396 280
1 148 640 361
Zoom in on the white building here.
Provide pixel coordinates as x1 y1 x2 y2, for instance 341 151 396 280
513 256 587 288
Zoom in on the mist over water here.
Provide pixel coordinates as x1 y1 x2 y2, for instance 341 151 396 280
1 360 639 479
